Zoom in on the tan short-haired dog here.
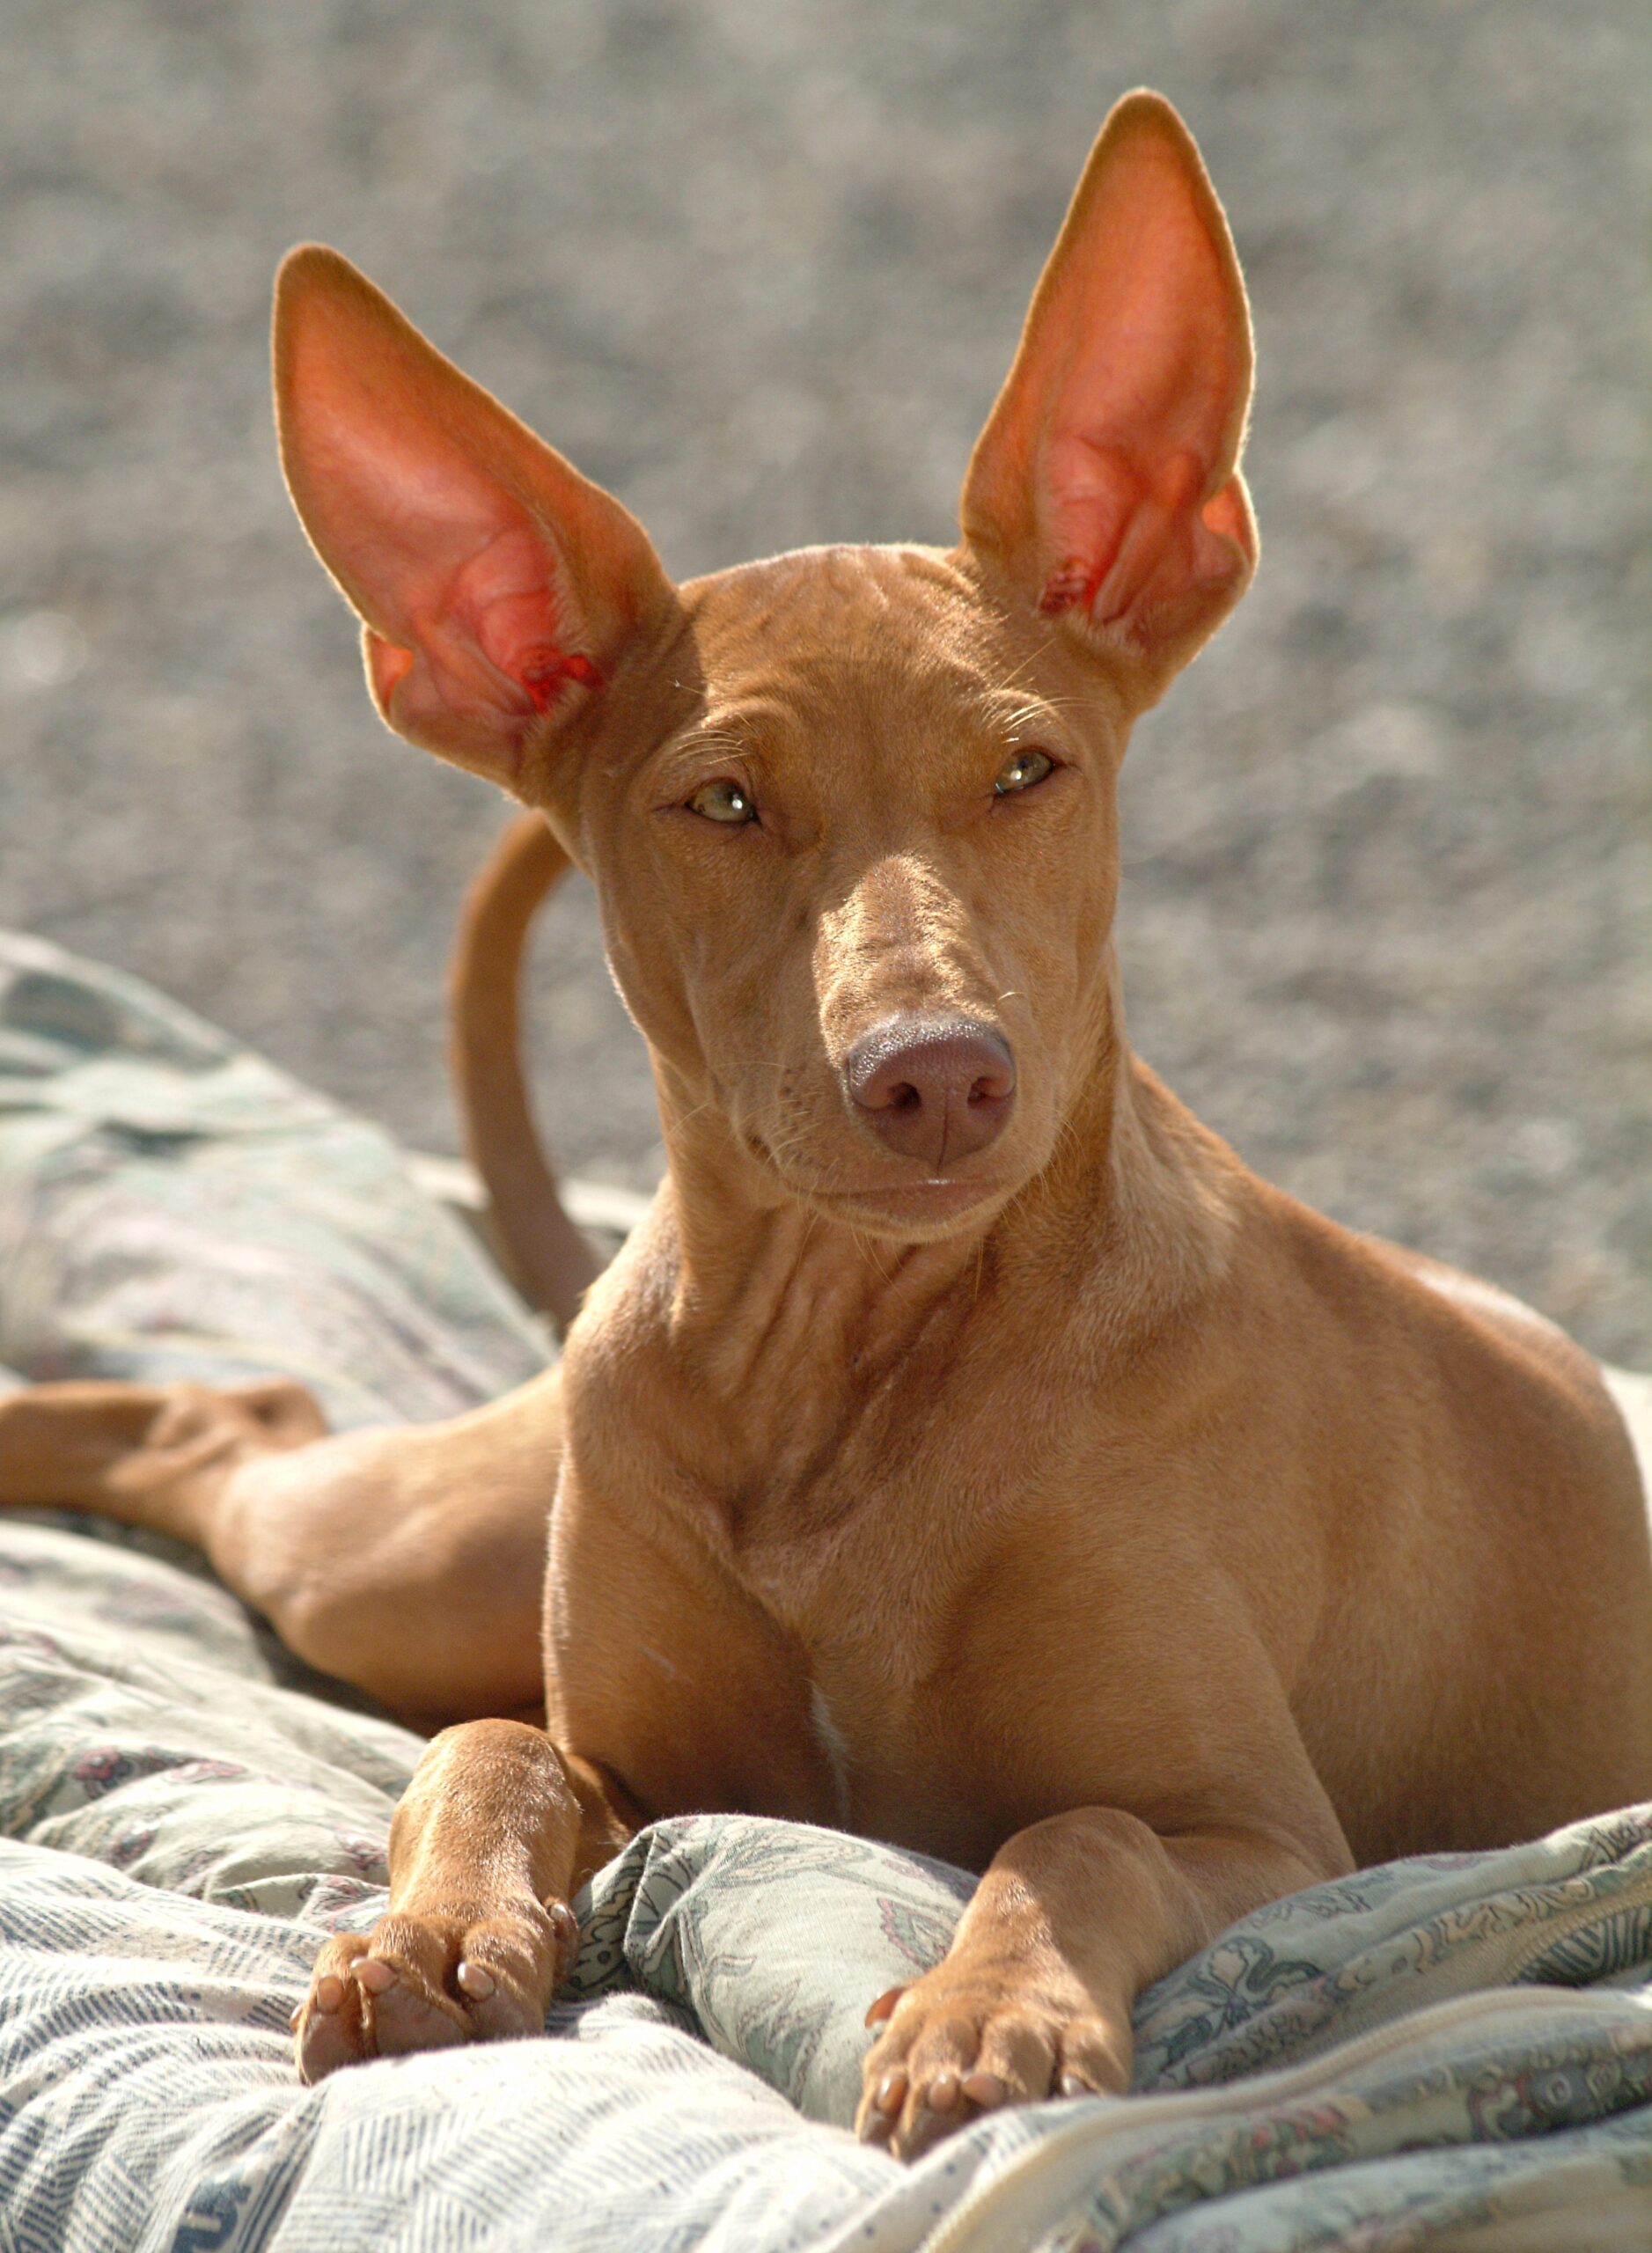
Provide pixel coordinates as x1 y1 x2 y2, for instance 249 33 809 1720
4 92 1647 2161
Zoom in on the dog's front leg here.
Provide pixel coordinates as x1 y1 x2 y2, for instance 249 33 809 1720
295 1717 632 2081
856 1805 1348 2158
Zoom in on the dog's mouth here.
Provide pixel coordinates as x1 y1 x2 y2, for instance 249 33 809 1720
811 1178 1010 1226
742 1127 1025 1239
754 1162 1021 1241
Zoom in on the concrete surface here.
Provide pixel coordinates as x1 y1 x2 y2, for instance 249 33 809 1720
1 0 1647 1361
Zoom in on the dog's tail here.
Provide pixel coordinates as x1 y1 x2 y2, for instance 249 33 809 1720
448 811 602 1335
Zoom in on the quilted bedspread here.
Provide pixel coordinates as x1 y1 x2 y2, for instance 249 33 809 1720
1 928 1650 2252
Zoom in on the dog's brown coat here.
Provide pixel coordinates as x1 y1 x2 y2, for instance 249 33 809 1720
2 92 1646 2158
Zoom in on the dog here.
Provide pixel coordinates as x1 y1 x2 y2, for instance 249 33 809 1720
2 91 1647 2161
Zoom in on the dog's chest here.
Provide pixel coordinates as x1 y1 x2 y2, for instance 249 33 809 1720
694 1359 1067 1810
703 1344 1007 1623
591 1241 1107 1853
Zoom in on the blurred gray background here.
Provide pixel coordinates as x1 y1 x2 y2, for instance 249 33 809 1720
2 0 1648 1362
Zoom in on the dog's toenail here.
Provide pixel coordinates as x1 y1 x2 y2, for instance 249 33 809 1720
876 2071 907 2113
962 2071 1005 2109
355 1957 394 1994
314 1976 343 2014
928 2071 960 2111
289 2005 304 2030
864 1985 906 2028
1059 2071 1090 2098
457 1960 496 2000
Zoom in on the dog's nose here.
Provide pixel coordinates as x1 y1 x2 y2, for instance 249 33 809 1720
845 1016 1017 1168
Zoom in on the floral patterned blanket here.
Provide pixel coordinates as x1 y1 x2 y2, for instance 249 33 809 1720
1 928 1649 2253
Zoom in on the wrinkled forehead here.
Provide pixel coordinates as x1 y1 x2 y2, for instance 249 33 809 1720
675 544 1060 756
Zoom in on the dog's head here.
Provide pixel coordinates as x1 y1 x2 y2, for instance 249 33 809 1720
275 92 1255 1241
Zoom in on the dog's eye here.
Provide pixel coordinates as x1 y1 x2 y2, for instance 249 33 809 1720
687 780 758 825
994 747 1055 796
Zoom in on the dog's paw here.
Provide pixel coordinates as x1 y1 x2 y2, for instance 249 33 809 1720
292 1897 578 2083
854 1961 1128 2160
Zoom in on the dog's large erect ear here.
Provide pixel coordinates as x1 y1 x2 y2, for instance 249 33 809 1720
274 246 672 792
959 92 1257 693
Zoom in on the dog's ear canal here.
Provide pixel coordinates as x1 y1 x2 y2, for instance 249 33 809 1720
273 246 672 795
959 91 1258 694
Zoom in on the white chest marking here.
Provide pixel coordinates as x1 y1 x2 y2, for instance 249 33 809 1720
809 1682 854 1826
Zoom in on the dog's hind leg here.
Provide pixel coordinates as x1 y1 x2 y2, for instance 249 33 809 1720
0 1377 327 1530
0 1377 553 1724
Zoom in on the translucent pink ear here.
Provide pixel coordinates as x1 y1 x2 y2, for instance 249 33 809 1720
960 92 1258 689
274 246 672 791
